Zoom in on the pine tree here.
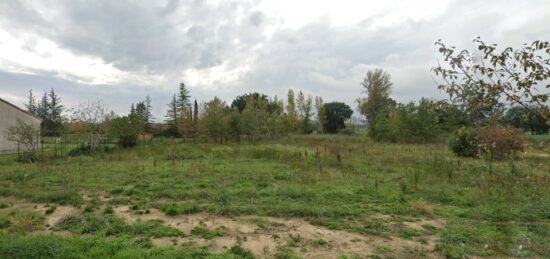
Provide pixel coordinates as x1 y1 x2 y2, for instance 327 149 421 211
165 94 178 124
47 89 64 136
25 90 37 116
177 82 191 115
135 102 147 124
143 95 154 132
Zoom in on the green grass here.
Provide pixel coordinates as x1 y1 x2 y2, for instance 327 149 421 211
190 226 225 239
0 135 549 258
0 233 252 258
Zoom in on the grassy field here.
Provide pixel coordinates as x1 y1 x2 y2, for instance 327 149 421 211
0 135 549 258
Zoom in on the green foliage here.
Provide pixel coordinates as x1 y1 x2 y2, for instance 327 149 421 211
55 213 182 238
191 226 225 239
399 228 421 239
109 113 145 147
503 105 549 134
369 99 440 143
322 102 353 133
357 68 393 126
433 38 550 125
0 233 234 258
448 127 478 158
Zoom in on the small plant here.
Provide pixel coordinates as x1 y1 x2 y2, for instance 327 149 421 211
410 200 434 216
421 224 438 233
312 239 329 247
228 245 255 259
133 237 153 248
45 206 57 215
191 226 225 239
286 233 302 247
399 228 421 239
103 206 114 214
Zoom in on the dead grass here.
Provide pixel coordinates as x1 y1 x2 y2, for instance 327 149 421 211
8 209 44 232
410 200 434 216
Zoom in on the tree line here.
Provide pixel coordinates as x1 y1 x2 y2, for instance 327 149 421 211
17 37 549 152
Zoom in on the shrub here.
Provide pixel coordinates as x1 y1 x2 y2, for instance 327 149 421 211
474 125 526 160
369 99 440 143
449 127 478 158
410 200 434 216
449 125 526 160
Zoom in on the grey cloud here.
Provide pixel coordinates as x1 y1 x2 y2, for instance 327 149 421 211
0 0 549 118
0 0 266 73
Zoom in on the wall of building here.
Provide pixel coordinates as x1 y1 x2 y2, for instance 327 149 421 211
0 99 42 154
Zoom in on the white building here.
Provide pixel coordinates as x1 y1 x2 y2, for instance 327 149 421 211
0 97 42 154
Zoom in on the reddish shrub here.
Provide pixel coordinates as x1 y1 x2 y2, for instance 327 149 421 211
474 125 526 160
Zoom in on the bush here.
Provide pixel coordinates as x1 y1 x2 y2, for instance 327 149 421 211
449 127 478 158
369 99 440 143
474 125 526 160
449 125 526 160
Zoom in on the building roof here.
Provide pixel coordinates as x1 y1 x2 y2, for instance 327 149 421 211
0 97 42 121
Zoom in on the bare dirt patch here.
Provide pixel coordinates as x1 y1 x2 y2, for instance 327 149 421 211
114 206 445 258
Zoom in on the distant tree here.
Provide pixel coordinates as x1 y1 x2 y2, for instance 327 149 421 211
297 91 313 134
231 92 269 113
37 92 48 123
503 105 549 134
357 69 394 127
322 102 353 133
25 90 37 116
164 94 180 137
227 110 242 142
200 97 228 143
432 38 550 125
26 89 64 136
177 82 191 115
46 89 64 136
70 99 109 151
193 100 199 122
314 96 325 133
109 113 144 147
143 95 154 132
285 89 298 132
370 99 440 143
135 102 146 122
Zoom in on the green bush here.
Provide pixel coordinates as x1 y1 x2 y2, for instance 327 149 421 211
449 127 478 158
368 99 440 143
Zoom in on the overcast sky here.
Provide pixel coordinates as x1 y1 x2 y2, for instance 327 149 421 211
0 0 548 120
